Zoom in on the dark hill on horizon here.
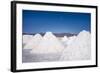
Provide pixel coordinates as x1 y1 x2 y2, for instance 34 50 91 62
23 33 77 37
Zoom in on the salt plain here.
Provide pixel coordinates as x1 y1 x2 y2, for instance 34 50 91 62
22 30 91 63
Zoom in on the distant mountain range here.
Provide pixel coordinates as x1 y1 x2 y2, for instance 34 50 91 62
23 33 77 37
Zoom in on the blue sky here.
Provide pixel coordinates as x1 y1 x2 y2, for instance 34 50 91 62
23 10 91 34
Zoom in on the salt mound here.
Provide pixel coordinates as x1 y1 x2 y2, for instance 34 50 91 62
67 36 76 45
61 36 69 46
62 36 68 42
24 34 42 49
23 35 33 45
60 30 91 60
31 32 64 54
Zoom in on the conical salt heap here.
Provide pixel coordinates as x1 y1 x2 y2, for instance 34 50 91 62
31 32 64 54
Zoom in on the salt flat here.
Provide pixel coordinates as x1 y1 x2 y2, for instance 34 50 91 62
22 30 91 63
22 49 61 62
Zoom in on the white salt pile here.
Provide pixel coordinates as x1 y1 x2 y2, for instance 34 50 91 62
60 30 91 60
24 34 42 49
23 35 33 45
31 32 64 54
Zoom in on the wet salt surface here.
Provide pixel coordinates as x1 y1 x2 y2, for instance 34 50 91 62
22 49 61 63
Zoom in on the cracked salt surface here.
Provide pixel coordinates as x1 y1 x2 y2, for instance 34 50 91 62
22 30 91 63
